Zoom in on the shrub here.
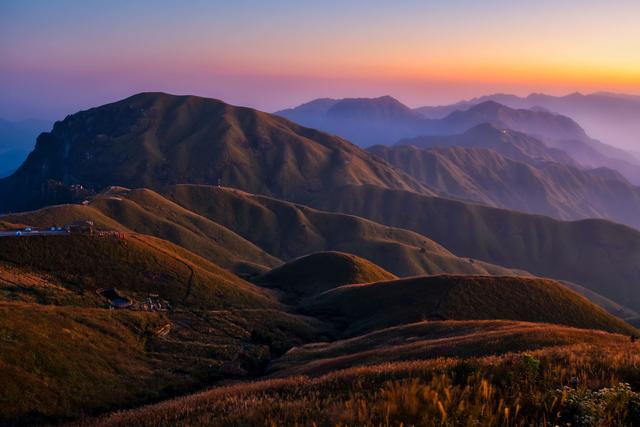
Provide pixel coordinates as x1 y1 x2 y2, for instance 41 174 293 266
558 383 640 426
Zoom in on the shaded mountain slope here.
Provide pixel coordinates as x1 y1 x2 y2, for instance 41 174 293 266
163 184 519 278
418 102 640 184
560 280 640 323
369 143 640 228
308 185 640 311
307 275 637 337
0 92 429 213
255 252 397 300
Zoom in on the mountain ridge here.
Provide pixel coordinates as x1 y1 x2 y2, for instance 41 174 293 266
0 92 430 213
370 142 640 228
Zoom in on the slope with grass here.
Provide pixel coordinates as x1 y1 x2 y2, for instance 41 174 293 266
255 252 397 301
164 184 519 278
0 302 168 425
1 188 281 274
0 92 430 213
73 337 640 427
270 320 626 377
0 233 276 310
0 233 325 424
306 275 637 337
0 299 324 425
309 184 640 312
0 203 128 230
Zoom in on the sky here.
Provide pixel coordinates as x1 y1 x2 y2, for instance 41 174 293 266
1 0 640 121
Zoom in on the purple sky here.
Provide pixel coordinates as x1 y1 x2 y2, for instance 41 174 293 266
2 0 639 121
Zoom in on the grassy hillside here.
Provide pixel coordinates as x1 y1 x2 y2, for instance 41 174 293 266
0 300 324 425
0 260 105 307
164 184 520 278
0 233 275 310
256 252 397 300
307 275 637 337
1 189 280 275
4 186 634 318
0 302 166 424
270 320 625 377
0 233 325 424
0 204 126 231
309 184 640 312
73 337 640 427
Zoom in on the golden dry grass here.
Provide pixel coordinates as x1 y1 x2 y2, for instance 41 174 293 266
269 320 630 377
0 302 166 424
1 189 281 274
164 184 520 278
74 338 640 427
307 275 638 337
256 251 397 300
308 184 640 313
0 233 276 310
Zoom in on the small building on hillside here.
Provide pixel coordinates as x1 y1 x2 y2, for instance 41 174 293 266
65 220 94 234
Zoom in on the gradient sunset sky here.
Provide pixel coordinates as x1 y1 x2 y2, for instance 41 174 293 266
2 0 639 120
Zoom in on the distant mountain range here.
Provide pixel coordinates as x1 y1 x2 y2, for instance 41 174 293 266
416 91 640 152
397 123 577 166
278 96 640 184
277 96 591 146
370 142 640 228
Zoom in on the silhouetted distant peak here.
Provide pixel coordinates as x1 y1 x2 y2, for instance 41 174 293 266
331 95 408 110
327 96 420 120
467 100 508 113
281 98 339 114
